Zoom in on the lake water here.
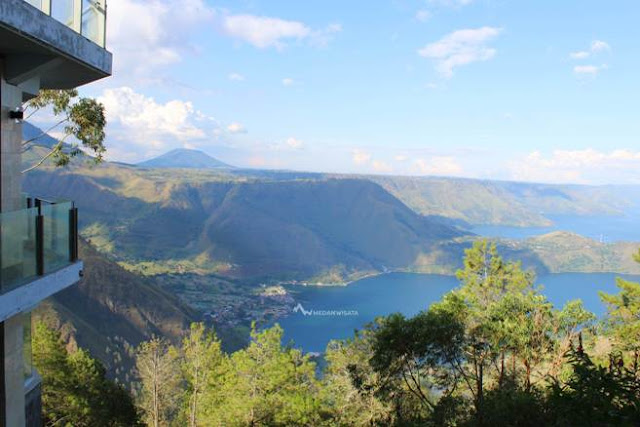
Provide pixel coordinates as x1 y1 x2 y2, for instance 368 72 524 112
277 272 640 354
471 212 640 242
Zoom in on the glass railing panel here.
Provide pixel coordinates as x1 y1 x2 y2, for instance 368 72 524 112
81 0 106 47
0 207 38 293
0 198 78 294
51 0 76 30
23 0 107 48
25 0 42 9
41 202 72 274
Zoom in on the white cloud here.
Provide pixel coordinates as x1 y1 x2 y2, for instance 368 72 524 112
264 137 305 151
569 51 589 59
282 78 296 86
372 160 393 173
227 122 247 134
591 40 611 53
352 149 372 165
107 0 214 75
415 10 431 22
569 39 611 60
429 0 474 6
285 137 303 149
98 87 216 160
574 64 607 76
509 149 640 184
395 154 408 162
311 23 343 48
418 27 502 77
221 14 341 49
228 73 245 81
413 157 463 175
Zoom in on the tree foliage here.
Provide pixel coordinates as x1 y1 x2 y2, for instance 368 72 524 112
181 322 226 427
22 89 106 173
135 337 182 427
48 241 640 426
32 322 140 426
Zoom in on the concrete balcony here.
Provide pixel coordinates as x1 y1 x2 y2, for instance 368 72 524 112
0 195 82 322
0 0 112 91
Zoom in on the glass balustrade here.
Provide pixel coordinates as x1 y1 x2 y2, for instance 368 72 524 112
23 0 106 48
0 196 79 294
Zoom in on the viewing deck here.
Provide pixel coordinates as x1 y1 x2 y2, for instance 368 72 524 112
0 195 81 321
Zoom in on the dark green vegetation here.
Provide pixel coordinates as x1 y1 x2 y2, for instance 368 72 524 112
137 148 234 170
129 243 640 426
35 240 198 384
33 322 141 426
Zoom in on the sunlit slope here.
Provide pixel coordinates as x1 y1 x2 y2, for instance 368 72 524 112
370 176 626 227
517 231 640 274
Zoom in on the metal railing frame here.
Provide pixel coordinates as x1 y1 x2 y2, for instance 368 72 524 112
23 196 78 278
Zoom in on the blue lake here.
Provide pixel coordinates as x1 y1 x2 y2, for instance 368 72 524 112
277 272 640 354
471 212 640 242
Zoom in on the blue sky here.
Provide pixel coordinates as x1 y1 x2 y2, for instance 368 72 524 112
72 0 640 184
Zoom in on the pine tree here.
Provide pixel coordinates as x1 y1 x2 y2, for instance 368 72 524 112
136 337 182 427
32 322 140 426
181 323 226 427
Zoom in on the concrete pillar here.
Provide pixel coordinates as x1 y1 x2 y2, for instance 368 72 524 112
1 60 29 427
3 315 26 427
1 65 23 212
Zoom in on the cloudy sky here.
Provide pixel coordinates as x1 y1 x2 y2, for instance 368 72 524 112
71 0 640 184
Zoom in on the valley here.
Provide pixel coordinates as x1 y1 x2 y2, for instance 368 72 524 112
22 150 640 284
24 145 640 374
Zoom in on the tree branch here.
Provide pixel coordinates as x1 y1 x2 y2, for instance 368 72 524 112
21 118 67 146
21 134 70 174
22 146 59 174
23 105 41 121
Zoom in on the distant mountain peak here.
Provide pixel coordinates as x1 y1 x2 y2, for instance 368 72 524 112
137 148 234 170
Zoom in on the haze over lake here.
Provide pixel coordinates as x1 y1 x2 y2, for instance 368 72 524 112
471 210 640 242
278 272 640 354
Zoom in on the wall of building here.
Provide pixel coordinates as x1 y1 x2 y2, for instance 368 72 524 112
0 62 22 212
3 314 26 426
1 63 28 427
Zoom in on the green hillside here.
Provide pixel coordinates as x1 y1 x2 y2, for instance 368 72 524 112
22 158 640 283
369 175 626 227
34 240 198 384
24 166 464 282
515 231 640 274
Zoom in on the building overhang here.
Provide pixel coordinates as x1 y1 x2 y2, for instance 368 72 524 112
0 261 83 322
0 0 112 89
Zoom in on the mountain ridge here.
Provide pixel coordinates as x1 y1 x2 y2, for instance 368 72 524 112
137 148 235 170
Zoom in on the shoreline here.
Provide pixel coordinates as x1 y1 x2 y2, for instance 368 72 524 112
274 267 640 290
